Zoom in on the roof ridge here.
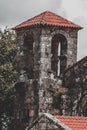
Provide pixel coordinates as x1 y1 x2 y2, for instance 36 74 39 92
13 10 83 30
55 115 87 119
47 11 82 28
13 11 49 29
39 11 47 24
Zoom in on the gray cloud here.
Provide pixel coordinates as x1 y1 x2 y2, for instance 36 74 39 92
0 0 87 60
62 0 87 60
0 0 63 26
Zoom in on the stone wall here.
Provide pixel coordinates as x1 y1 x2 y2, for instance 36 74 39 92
14 79 39 130
15 27 78 79
15 27 41 79
14 26 79 129
39 27 78 78
63 56 87 116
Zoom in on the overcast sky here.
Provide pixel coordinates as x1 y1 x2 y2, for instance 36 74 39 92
0 0 87 60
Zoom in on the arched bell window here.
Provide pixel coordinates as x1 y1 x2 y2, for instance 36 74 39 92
23 34 34 79
24 34 34 51
51 34 67 77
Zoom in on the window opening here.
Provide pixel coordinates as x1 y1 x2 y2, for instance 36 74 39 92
51 34 67 77
58 42 61 76
23 34 34 79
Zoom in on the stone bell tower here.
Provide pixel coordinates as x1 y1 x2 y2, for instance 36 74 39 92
13 11 82 129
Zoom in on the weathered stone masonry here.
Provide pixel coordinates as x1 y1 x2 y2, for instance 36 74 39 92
15 27 78 78
63 56 87 116
14 26 79 130
13 11 83 130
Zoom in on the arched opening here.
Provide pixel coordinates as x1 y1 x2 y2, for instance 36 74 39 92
23 34 34 79
51 34 67 77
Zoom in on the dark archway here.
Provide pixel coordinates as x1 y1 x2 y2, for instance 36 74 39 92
51 34 67 76
23 34 34 79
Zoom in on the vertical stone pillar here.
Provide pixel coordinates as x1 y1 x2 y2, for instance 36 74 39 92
39 28 52 113
67 30 78 67
33 31 41 79
39 28 51 79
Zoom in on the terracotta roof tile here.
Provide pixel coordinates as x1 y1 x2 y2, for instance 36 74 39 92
13 11 82 30
55 115 87 130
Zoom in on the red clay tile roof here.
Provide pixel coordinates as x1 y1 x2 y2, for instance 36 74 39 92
55 115 87 130
13 11 82 30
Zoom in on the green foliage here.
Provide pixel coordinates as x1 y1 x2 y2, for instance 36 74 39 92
0 28 17 129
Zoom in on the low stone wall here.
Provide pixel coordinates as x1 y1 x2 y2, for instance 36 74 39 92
64 56 87 90
63 56 87 116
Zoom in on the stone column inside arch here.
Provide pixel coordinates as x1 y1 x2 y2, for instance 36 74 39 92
67 30 78 67
39 28 52 79
39 28 52 113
